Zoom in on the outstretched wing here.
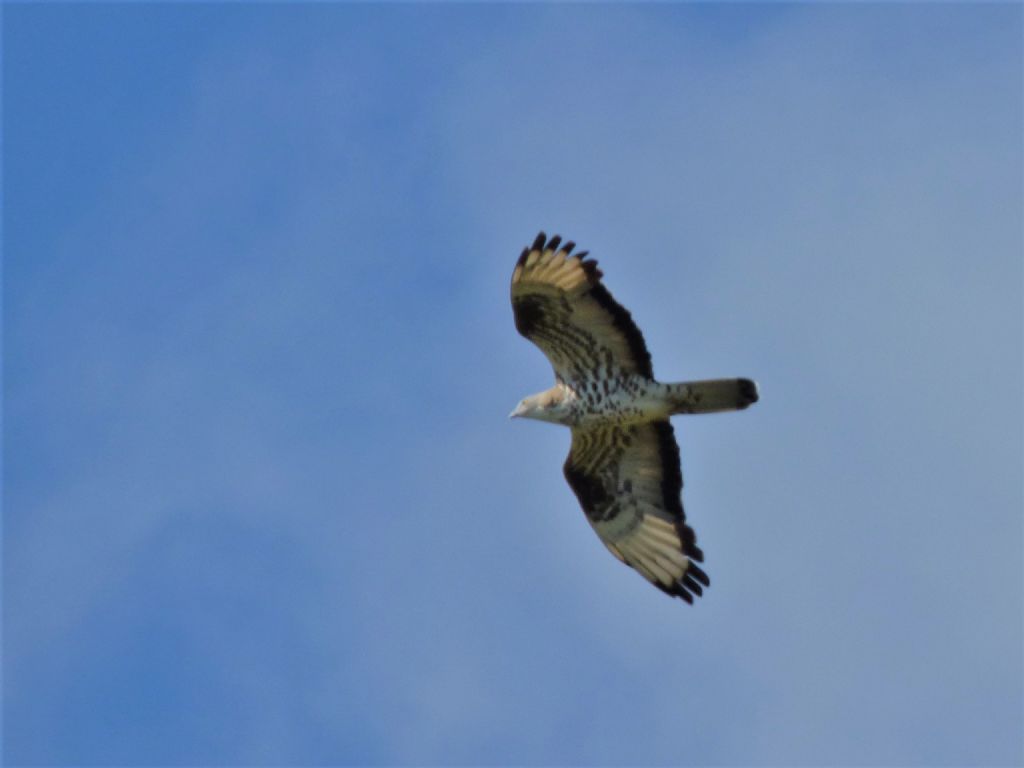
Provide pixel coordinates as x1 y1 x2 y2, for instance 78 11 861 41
511 232 653 381
563 420 709 602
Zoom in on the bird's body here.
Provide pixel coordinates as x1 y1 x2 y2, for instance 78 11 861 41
514 376 758 429
509 232 758 603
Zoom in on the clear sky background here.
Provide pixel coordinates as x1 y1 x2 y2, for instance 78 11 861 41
3 3 1021 766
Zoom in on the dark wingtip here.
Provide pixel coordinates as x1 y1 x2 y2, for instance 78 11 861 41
682 573 704 596
547 235 562 252
738 378 759 408
672 585 695 604
687 562 710 587
580 257 602 281
561 240 576 255
652 561 710 604
518 232 549 267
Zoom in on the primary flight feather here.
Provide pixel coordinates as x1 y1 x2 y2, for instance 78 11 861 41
510 232 759 603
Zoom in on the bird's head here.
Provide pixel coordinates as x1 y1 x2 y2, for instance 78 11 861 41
509 387 570 424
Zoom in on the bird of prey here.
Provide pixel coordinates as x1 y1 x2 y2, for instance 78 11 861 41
509 232 758 603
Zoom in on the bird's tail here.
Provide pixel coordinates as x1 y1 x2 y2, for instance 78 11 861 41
665 378 759 415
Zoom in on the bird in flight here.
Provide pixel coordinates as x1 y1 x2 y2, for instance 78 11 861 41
510 232 758 602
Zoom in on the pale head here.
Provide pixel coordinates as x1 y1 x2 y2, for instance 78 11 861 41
509 386 572 424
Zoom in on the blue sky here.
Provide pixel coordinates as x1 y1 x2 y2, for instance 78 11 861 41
3 3 1021 765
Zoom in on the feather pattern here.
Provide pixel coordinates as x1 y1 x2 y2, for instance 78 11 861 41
564 420 709 603
511 234 654 381
510 232 756 604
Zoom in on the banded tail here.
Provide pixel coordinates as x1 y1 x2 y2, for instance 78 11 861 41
666 378 759 415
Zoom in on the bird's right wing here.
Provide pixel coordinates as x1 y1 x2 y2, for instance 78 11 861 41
510 232 654 381
563 420 709 602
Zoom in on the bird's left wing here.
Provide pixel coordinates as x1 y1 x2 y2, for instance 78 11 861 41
563 420 710 602
510 232 653 382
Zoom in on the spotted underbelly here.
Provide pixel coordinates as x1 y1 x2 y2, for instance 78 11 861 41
566 375 669 427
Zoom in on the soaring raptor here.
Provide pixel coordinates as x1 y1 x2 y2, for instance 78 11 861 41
510 232 758 603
